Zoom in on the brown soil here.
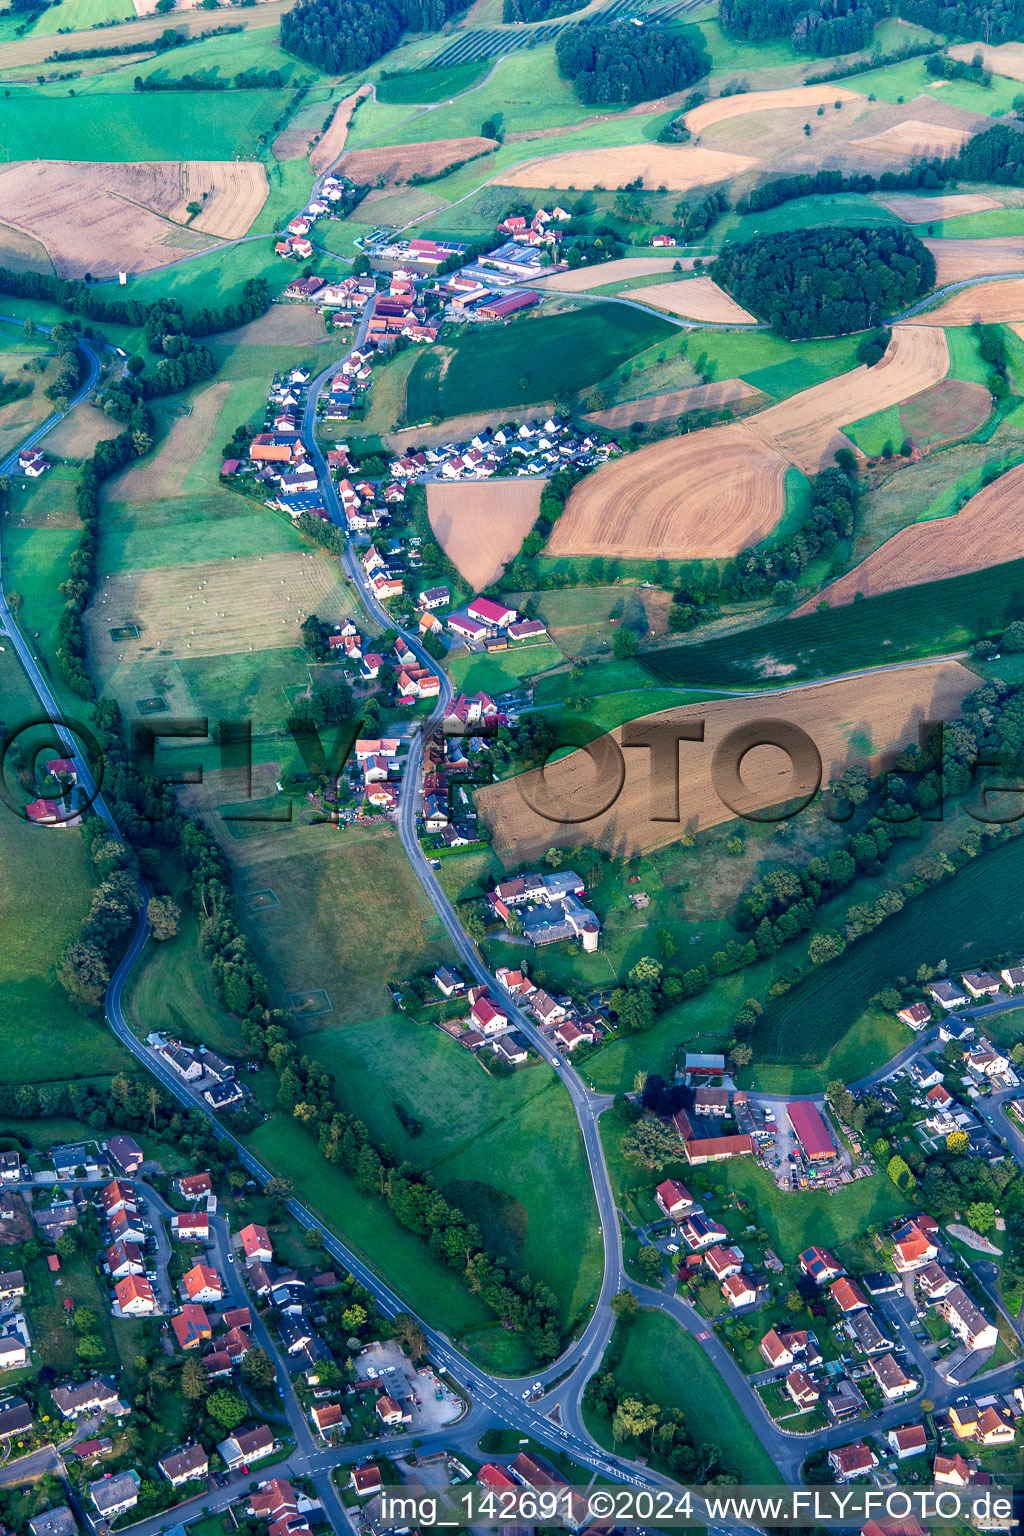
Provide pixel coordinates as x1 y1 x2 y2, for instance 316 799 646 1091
338 135 498 185
583 379 759 430
498 144 757 192
619 275 757 324
427 480 542 590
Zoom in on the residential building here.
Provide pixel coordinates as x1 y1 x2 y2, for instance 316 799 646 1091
106 1136 144 1176
786 1370 819 1410
171 1305 212 1351
799 1247 844 1285
105 1241 144 1278
655 1180 694 1219
158 1446 209 1487
177 1172 213 1201
89 1471 140 1519
115 1274 156 1315
830 1277 869 1314
898 1002 932 1031
892 1220 938 1273
52 1378 123 1420
829 1443 877 1482
917 1262 956 1301
871 1352 916 1400
172 1212 210 1243
721 1273 762 1309
933 1453 972 1487
824 1380 867 1424
847 1310 891 1355
29 1509 77 1536
311 1402 345 1438
184 1263 223 1304
351 1466 383 1498
961 971 1000 1000
939 1287 998 1352
218 1425 275 1470
926 980 969 1012
888 1425 927 1459
240 1224 273 1263
704 1245 744 1281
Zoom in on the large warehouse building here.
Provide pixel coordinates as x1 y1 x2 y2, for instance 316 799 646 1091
787 1100 836 1163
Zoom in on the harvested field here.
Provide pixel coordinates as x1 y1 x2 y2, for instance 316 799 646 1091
105 381 231 503
924 236 1024 285
0 0 292 69
540 257 688 293
584 378 758 430
746 325 948 473
164 161 268 239
546 424 790 561
308 85 371 174
498 144 757 192
86 551 349 676
477 661 978 860
0 160 220 278
879 192 1001 222
213 304 326 348
897 377 991 447
684 84 862 133
338 136 498 186
428 480 542 590
852 119 973 158
948 41 1024 81
40 403 122 458
619 276 756 324
796 462 1024 614
905 277 1024 325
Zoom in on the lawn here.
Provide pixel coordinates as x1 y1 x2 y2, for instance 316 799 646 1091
120 240 289 315
448 643 564 696
229 821 460 1027
647 558 1024 687
405 305 674 419
0 90 291 160
584 1309 782 1484
305 1016 603 1332
99 499 308 574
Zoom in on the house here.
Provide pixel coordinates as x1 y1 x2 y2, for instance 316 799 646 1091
172 1212 210 1243
679 1211 728 1251
975 1404 1015 1445
1000 964 1024 989
888 1424 928 1459
374 1392 410 1426
829 1443 877 1482
176 1172 213 1201
652 233 674 247
106 1136 144 1176
493 1033 529 1065
871 1352 916 1400
961 971 1000 1000
479 1463 518 1493
926 1082 954 1112
99 1180 135 1219
470 995 507 1034
918 1262 956 1300
28 1509 78 1536
892 1220 938 1273
898 1002 933 1031
240 1224 273 1263
52 1378 124 1420
0 1338 28 1370
417 587 450 611
694 1087 731 1117
115 1274 156 1315
467 597 517 629
218 1424 275 1470
184 1263 223 1304
311 1402 345 1438
786 1370 820 1410
89 1471 140 1519
799 1247 844 1285
106 1241 144 1278
0 1270 24 1304
830 1277 869 1314
25 798 61 824
939 1286 998 1352
165 1044 203 1081
351 1466 383 1498
907 1060 943 1091
760 1328 798 1369
434 967 465 997
655 1179 695 1219
823 1380 867 1424
933 1453 973 1487
171 1305 212 1351
787 1101 836 1162
158 1445 209 1487
847 1309 891 1355
927 980 969 1012
721 1273 762 1309
108 1206 145 1245
938 1016 976 1043
704 1244 744 1281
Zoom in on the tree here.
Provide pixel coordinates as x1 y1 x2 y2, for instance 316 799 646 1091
730 1042 753 1069
946 1130 969 1155
628 955 662 987
392 1312 426 1358
967 1201 996 1235
613 628 639 658
181 1355 209 1400
73 1307 97 1334
57 941 110 1009
76 1335 105 1361
610 1289 639 1321
636 1245 663 1282
207 1387 247 1429
808 929 846 965
240 1346 275 1392
147 896 181 941
265 1177 293 1203
621 1117 681 1170
303 1226 324 1249
887 1154 916 1192
633 1069 648 1095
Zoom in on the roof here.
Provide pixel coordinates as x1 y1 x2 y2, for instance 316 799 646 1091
830 1277 868 1312
115 1274 153 1308
184 1262 222 1298
831 1442 874 1474
352 1466 382 1493
891 1425 927 1450
787 1100 835 1159
159 1445 208 1481
171 1305 211 1350
240 1223 271 1257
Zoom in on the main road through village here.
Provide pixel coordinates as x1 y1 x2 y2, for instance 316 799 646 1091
3 311 1024 1532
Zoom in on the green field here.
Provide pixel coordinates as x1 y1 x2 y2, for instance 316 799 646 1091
714 192 906 253
850 56 1023 115
406 305 674 419
448 643 564 696
682 328 863 400
27 0 132 34
584 1309 781 1484
305 1015 603 1331
0 91 291 160
99 499 308 573
751 1006 910 1093
125 904 248 1057
753 828 1024 1065
377 60 490 102
646 560 1024 687
913 207 1024 240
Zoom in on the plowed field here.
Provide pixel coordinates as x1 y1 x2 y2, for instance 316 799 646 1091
427 480 542 590
620 276 757 324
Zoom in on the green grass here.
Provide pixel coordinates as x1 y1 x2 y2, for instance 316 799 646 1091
405 305 674 419
752 1006 911 1094
843 401 904 456
99 500 307 573
305 1016 602 1331
913 207 1024 240
946 325 993 385
646 560 1024 687
687 328 863 399
584 1309 782 1484
377 60 489 103
115 239 288 314
448 644 564 696
28 0 132 34
176 647 314 734
713 194 905 254
125 903 246 1057
0 90 291 160
850 56 1023 115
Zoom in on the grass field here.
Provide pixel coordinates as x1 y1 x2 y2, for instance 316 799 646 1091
681 328 863 400
305 1016 603 1330
377 60 490 102
646 560 1024 687
0 92 290 161
27 0 131 34
448 644 564 696
584 1309 781 1484
915 208 1024 240
751 1006 910 1093
125 904 247 1057
848 56 1022 116
406 305 673 418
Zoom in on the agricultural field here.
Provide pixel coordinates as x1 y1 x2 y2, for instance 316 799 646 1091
618 276 757 325
476 659 976 860
685 84 863 133
584 378 759 429
908 278 1024 326
340 137 498 186
924 236 1024 284
404 304 673 418
427 480 542 590
540 257 683 293
0 91 292 162
499 144 758 192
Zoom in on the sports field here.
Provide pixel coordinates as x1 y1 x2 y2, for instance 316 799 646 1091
404 305 673 418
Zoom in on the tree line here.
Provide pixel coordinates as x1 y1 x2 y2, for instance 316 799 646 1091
554 20 710 104
0 265 270 338
711 225 935 338
503 0 587 19
47 21 245 60
280 0 468 76
718 0 1024 51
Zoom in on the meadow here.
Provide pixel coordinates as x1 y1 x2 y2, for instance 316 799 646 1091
0 91 291 161
447 643 564 697
647 559 1024 688
376 60 489 102
404 305 674 418
849 56 1023 116
305 1015 603 1331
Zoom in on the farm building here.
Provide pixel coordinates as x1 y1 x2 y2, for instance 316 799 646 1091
787 1101 836 1162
